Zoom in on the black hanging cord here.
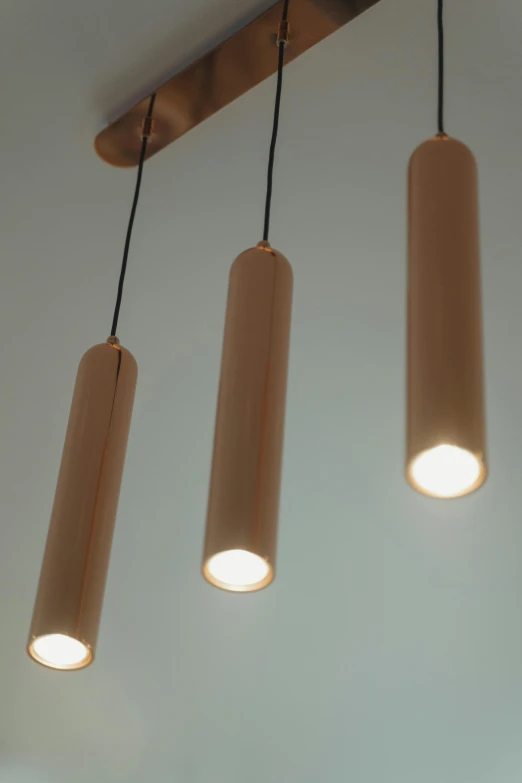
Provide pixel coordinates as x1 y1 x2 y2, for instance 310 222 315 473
262 0 290 243
437 0 445 134
110 93 156 337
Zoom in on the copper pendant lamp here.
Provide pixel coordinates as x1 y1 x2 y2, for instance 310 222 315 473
202 2 293 592
27 97 156 670
406 0 486 499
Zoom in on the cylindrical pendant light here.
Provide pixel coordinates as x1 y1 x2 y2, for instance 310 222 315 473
406 0 486 498
27 95 156 669
203 242 292 591
202 2 293 591
28 339 137 669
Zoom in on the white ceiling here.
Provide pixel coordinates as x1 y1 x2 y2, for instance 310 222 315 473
2 0 522 780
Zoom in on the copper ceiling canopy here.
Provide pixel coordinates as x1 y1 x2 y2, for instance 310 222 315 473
95 0 382 168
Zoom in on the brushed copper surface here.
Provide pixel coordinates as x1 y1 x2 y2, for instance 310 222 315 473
203 243 293 591
28 339 137 669
95 0 382 167
406 135 487 498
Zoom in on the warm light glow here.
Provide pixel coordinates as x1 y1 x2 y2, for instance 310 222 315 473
205 549 271 591
29 634 91 670
409 444 483 498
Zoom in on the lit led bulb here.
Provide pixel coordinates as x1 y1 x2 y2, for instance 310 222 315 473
204 549 271 592
408 444 484 498
28 634 91 670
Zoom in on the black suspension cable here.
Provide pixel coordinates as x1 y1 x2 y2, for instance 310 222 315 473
262 0 290 243
437 0 445 134
110 93 156 337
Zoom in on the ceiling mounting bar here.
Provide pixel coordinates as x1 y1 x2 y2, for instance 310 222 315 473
94 0 382 168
